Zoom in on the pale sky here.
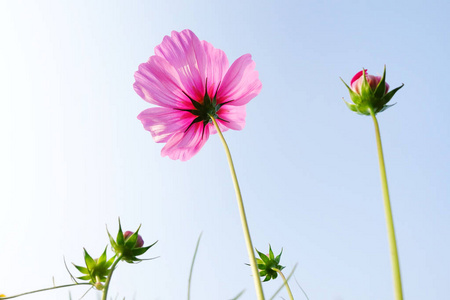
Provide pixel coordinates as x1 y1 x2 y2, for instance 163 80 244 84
1 0 449 299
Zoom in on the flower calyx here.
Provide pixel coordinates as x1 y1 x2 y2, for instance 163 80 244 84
341 66 404 115
255 245 285 282
178 80 232 136
73 247 114 290
107 219 157 264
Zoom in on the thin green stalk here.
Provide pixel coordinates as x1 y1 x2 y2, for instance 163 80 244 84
101 255 122 300
293 276 309 300
188 233 202 300
369 109 403 300
270 264 298 300
0 283 92 299
210 116 265 300
273 268 294 300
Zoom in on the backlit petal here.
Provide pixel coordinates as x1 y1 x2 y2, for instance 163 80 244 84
134 56 191 109
155 29 206 101
161 123 210 161
217 54 262 106
137 107 193 143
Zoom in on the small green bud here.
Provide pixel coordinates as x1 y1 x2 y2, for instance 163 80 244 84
107 219 157 263
255 245 285 282
73 247 115 287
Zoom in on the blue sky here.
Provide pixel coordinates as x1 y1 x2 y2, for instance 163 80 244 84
1 0 449 299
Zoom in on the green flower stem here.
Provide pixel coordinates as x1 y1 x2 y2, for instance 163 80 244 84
101 255 122 300
369 109 403 300
273 268 294 300
0 283 92 299
210 116 265 300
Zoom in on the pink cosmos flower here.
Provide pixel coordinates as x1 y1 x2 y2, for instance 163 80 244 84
124 231 144 248
134 29 262 161
350 69 390 95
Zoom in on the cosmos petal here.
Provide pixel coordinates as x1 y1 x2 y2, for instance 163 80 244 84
137 107 193 143
161 123 210 161
217 54 262 106
154 29 207 101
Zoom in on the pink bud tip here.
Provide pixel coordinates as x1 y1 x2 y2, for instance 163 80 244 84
124 231 144 248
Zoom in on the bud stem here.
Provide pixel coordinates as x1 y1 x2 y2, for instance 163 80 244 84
369 108 403 300
209 115 265 300
273 268 294 300
101 254 122 300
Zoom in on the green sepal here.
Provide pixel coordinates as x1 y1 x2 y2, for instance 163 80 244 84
268 245 274 260
105 256 116 269
73 264 89 275
107 227 118 251
379 84 404 108
263 275 271 282
116 219 124 246
124 225 141 248
374 66 387 98
77 275 91 281
97 247 107 265
378 103 396 113
83 248 96 270
132 245 152 256
340 77 362 105
360 69 374 99
256 250 270 264
275 249 283 264
343 100 358 113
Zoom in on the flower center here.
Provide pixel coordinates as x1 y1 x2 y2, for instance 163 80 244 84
177 80 232 136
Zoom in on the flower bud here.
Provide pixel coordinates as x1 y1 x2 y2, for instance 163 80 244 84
107 219 157 263
341 66 403 115
255 245 285 282
124 231 144 248
350 70 389 95
73 247 115 287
